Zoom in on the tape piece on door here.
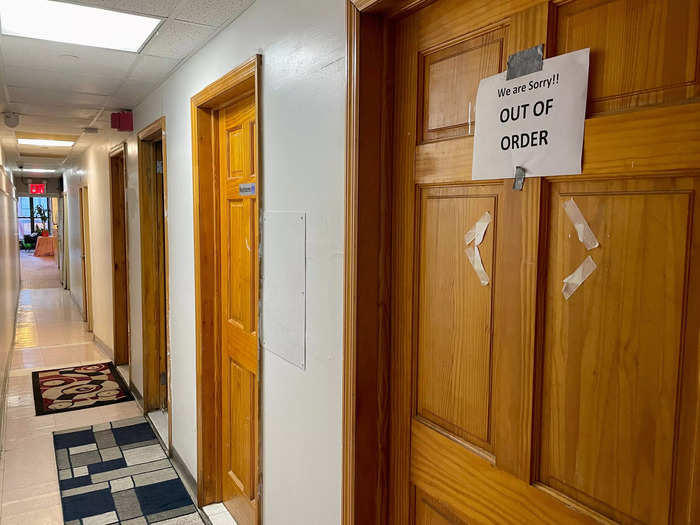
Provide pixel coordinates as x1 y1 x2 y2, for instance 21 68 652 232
562 198 599 250
464 211 492 286
562 255 597 300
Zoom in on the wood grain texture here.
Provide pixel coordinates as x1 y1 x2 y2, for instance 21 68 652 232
389 10 419 525
192 104 222 505
552 0 700 116
411 421 599 524
420 27 506 143
343 5 359 525
109 147 129 366
218 95 259 524
137 118 169 414
190 56 261 520
416 185 499 450
352 0 700 523
539 177 699 525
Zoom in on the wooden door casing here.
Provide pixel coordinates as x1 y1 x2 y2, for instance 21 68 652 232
109 150 129 367
384 1 700 524
218 93 259 525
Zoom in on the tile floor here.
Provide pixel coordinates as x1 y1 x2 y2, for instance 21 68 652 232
19 251 62 289
0 287 142 524
1 286 239 524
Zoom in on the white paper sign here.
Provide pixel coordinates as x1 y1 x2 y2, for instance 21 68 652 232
472 48 589 180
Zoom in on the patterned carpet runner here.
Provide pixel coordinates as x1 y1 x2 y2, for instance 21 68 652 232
33 362 133 416
53 416 203 524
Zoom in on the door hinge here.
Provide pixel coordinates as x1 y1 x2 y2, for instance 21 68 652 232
160 371 167 385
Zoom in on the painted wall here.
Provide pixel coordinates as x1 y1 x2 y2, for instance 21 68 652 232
63 141 119 360
0 167 20 443
124 0 346 521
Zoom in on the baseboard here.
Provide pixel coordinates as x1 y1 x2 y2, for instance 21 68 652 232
93 334 114 361
169 444 199 509
129 380 144 409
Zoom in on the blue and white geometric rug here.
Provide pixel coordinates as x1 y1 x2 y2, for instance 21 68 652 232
53 416 204 524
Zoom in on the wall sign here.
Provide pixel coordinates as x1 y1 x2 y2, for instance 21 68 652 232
30 183 45 194
239 183 256 196
472 48 590 181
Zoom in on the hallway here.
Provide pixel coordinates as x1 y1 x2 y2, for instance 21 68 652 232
19 252 61 290
1 286 142 524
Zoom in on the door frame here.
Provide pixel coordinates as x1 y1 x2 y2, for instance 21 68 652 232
137 117 172 449
78 185 94 331
109 142 130 372
190 55 261 507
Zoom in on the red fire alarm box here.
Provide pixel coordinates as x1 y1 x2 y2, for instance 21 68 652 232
110 111 134 132
30 183 45 194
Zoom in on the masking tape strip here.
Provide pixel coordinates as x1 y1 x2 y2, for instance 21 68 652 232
464 211 492 246
562 255 597 300
465 245 489 286
464 211 492 286
562 198 599 250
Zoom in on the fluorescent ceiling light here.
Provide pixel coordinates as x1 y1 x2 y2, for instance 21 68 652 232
18 138 74 147
21 168 56 173
0 0 161 52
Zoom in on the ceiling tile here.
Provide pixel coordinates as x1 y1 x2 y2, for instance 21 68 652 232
142 20 215 59
174 0 253 27
8 103 100 121
4 66 121 96
8 86 109 108
128 54 180 82
66 0 174 17
107 80 158 108
0 35 138 77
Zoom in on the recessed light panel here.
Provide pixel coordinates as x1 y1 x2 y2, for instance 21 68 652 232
18 138 74 147
22 168 55 173
0 0 161 52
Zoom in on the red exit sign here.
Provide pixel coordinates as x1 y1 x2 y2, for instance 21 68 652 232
30 183 45 194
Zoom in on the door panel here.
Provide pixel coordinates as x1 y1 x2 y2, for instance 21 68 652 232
417 185 498 451
219 93 259 524
389 1 700 524
540 179 693 525
552 0 700 115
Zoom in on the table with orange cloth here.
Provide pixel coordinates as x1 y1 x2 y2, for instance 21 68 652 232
34 236 57 257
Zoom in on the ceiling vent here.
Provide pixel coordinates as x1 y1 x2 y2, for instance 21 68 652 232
83 127 99 134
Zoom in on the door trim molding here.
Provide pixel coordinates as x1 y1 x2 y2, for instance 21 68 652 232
108 142 130 373
343 3 393 523
190 55 261 508
137 117 173 453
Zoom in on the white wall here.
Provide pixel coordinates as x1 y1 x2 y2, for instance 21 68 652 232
64 141 120 360
129 0 346 521
0 167 20 439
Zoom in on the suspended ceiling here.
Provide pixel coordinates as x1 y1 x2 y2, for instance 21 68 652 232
0 0 254 175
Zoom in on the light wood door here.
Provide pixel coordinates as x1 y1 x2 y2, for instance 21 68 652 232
389 1 700 524
218 93 259 524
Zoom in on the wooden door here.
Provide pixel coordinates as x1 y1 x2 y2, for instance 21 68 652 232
153 140 168 410
79 186 93 330
138 121 169 415
218 93 259 524
388 1 700 524
110 151 129 367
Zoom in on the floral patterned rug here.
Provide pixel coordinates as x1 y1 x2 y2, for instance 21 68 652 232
32 362 133 416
